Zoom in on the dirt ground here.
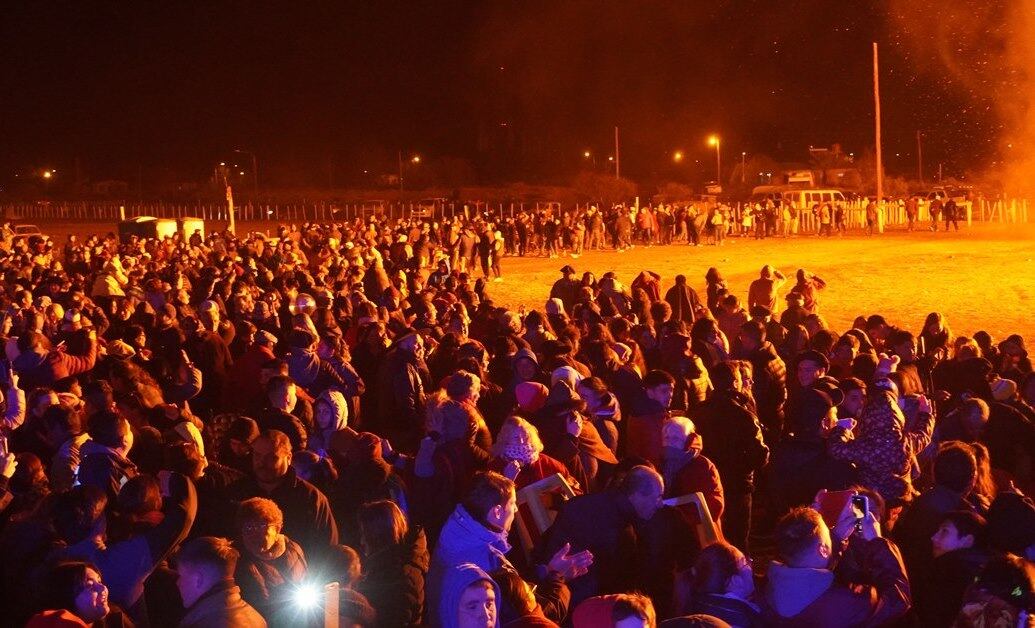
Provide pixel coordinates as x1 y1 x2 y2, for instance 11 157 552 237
26 219 1035 340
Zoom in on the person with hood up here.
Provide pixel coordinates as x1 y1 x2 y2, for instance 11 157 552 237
665 275 707 326
828 378 934 507
788 269 826 315
597 276 631 318
631 270 662 303
311 389 350 456
437 563 501 628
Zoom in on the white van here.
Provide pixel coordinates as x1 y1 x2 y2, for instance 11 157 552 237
781 189 847 208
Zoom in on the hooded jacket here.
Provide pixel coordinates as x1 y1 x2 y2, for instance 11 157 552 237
436 563 501 628
428 504 511 614
762 537 911 627
311 389 349 455
287 348 346 399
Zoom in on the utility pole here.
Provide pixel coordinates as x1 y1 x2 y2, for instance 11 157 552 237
916 130 923 184
398 150 404 191
614 126 621 179
873 42 884 202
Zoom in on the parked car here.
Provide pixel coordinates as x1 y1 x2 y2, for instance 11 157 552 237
13 224 43 237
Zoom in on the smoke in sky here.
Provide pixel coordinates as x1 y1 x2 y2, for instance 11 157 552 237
886 0 1035 192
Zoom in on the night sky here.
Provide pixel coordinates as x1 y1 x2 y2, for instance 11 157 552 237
0 2 1006 187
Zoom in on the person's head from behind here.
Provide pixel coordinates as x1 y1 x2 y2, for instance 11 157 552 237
42 403 82 447
691 541 754 599
643 369 675 410
236 497 284 559
738 320 766 353
357 500 408 556
174 536 240 608
462 471 517 534
38 561 109 623
446 370 482 405
82 380 115 417
89 409 134 457
52 485 107 545
932 510 987 559
252 429 292 484
621 466 665 521
958 398 990 441
611 593 656 628
266 375 298 413
934 441 978 495
326 544 362 589
117 474 162 518
775 507 833 569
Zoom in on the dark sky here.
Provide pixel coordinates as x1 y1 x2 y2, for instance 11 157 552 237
0 1 1001 186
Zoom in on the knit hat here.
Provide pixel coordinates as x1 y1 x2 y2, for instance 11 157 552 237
515 382 549 413
289 328 316 349
551 366 583 389
255 330 278 347
991 377 1017 402
227 416 260 444
545 298 565 316
572 595 619 628
542 381 586 414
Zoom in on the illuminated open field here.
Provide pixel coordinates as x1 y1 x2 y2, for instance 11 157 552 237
30 220 1035 340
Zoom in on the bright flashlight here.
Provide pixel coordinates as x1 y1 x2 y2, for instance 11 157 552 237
293 584 322 610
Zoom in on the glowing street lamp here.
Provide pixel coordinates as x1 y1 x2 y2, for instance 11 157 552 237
673 150 684 163
411 155 421 164
42 170 53 179
583 150 591 158
707 135 721 182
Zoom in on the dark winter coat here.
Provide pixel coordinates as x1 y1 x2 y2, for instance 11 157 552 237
357 527 430 628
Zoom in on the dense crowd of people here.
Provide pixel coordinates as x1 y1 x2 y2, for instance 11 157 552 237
0 219 1032 628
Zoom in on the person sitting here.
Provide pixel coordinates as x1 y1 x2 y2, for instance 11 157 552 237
26 561 131 628
233 497 308 624
437 563 501 628
672 541 762 628
174 536 267 628
763 506 910 626
489 416 578 492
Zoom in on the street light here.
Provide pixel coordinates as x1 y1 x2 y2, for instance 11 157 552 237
707 135 721 183
233 149 259 197
741 151 746 184
411 155 421 164
583 150 591 158
673 150 684 163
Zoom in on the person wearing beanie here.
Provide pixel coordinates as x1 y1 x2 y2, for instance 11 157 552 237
515 382 549 414
535 381 617 492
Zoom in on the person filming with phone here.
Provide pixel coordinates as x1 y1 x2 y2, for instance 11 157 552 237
763 495 911 626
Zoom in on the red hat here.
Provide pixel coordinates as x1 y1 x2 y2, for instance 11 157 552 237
573 595 620 628
515 382 549 413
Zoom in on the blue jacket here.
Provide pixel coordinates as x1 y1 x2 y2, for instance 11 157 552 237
428 505 510 624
